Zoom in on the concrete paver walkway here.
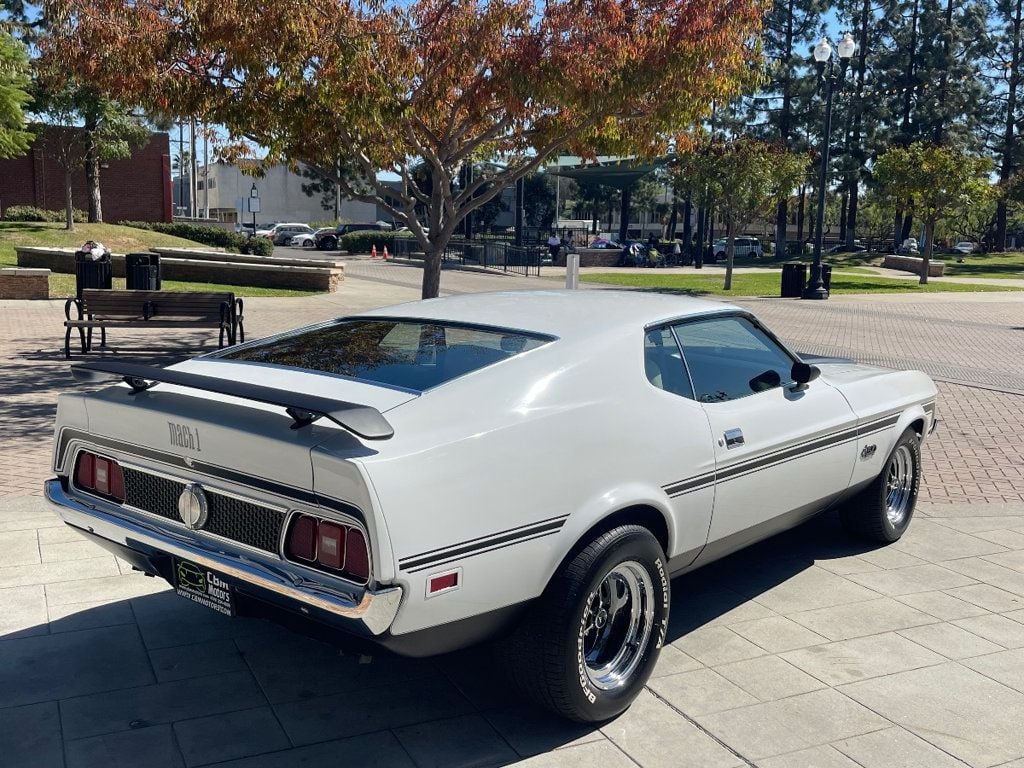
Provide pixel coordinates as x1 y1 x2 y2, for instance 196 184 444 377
2 261 1024 767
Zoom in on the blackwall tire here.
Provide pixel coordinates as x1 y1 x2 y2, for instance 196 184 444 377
500 525 670 722
841 427 921 543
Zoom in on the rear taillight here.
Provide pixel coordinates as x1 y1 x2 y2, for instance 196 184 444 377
284 513 370 583
74 451 125 503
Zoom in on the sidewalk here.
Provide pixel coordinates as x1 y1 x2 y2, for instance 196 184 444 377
2 495 1024 768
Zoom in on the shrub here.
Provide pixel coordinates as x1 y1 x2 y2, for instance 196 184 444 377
239 237 274 257
119 220 272 256
338 230 418 254
4 205 87 223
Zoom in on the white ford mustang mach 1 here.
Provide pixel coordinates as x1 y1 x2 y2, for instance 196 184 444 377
46 291 938 721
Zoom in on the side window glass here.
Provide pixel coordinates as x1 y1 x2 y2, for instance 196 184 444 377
643 328 694 400
674 316 794 403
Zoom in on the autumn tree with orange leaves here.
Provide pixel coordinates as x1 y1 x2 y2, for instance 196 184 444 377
42 0 767 298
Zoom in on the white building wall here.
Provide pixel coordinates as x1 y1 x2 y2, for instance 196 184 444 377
188 162 377 226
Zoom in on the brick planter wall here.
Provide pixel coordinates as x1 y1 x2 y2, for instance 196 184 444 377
0 268 50 299
150 247 346 270
882 254 945 277
15 247 343 292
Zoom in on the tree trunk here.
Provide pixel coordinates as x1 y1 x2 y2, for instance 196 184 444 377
618 187 631 244
774 0 794 260
894 211 903 254
846 0 870 247
901 212 914 242
806 195 815 246
932 0 955 143
681 196 693 259
422 243 444 298
64 168 75 232
839 190 848 244
846 178 859 247
796 186 805 245
775 199 788 262
921 218 934 284
724 219 736 291
84 117 102 223
666 189 678 241
996 0 1023 251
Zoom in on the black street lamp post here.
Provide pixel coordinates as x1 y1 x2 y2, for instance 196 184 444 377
803 33 857 300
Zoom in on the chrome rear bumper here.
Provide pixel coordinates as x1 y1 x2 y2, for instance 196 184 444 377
44 479 402 635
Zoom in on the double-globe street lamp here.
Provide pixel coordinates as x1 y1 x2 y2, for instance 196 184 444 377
802 32 857 300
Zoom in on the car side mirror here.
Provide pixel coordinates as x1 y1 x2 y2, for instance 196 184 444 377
791 362 821 387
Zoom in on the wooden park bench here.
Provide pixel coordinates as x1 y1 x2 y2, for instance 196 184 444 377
64 289 244 359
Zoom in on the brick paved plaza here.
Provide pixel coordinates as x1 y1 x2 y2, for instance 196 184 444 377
2 262 1024 767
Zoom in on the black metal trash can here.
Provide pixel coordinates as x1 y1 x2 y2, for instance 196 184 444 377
822 263 832 291
74 250 112 297
125 253 161 290
781 261 807 297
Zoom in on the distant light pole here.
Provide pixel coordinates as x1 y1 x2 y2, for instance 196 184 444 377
803 32 857 300
248 183 260 238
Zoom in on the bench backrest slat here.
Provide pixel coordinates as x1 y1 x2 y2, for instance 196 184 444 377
79 289 235 321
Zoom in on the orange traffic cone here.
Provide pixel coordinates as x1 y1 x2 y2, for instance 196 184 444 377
371 244 378 259
383 246 390 260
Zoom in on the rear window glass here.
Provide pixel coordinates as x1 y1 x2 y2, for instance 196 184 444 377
219 319 551 391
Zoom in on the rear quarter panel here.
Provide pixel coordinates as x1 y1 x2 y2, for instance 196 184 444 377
347 330 714 635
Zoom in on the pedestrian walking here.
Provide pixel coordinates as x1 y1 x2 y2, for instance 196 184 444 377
671 240 682 266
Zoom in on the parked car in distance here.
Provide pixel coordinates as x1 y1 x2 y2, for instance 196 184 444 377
47 291 937 722
899 237 920 255
253 222 279 237
827 242 867 254
270 224 315 246
315 222 391 251
290 227 333 248
953 241 979 255
714 236 763 261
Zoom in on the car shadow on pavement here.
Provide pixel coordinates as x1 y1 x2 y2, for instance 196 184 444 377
0 507 894 765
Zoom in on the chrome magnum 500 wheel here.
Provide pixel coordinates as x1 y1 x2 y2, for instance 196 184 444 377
842 427 921 543
501 525 670 722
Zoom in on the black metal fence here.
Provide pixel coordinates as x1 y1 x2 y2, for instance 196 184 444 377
444 238 543 277
389 235 542 276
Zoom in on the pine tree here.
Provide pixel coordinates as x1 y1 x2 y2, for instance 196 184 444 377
871 0 991 240
748 0 827 258
834 0 887 247
987 0 1024 249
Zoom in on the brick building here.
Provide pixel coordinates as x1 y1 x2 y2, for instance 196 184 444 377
0 126 173 223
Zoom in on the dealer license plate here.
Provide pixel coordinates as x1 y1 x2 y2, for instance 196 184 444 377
173 557 235 616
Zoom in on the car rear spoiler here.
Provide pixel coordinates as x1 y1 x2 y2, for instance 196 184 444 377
71 361 394 440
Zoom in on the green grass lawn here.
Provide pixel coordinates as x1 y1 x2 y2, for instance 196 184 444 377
938 250 1024 279
0 221 319 298
581 271 1023 296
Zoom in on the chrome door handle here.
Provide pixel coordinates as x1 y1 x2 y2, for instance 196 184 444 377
724 428 744 448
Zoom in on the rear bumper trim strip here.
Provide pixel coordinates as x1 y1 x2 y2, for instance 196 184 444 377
44 479 401 635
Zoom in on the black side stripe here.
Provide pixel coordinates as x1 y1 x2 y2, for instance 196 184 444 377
717 426 860 482
404 529 562 573
662 411 906 498
663 471 716 496
399 515 569 571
